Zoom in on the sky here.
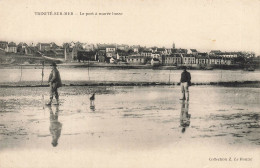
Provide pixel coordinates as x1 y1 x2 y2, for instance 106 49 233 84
0 0 259 54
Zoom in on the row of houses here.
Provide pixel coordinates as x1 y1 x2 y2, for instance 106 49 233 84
0 41 255 65
124 54 234 66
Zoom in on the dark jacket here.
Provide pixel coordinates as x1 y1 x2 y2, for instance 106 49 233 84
48 68 62 88
180 70 191 83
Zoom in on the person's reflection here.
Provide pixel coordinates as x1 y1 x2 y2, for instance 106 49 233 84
90 93 95 111
90 105 95 111
180 100 191 133
48 105 62 147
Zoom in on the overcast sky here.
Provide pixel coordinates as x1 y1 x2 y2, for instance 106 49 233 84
0 0 259 54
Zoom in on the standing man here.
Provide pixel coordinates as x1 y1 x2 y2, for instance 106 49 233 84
180 66 191 101
47 62 62 105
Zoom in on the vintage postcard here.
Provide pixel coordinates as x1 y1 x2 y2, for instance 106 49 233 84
0 0 259 167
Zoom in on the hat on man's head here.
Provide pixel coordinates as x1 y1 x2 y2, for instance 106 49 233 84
50 62 57 67
183 66 187 70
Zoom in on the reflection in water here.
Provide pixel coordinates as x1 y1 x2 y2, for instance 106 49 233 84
90 104 95 111
48 105 62 147
180 100 191 133
90 93 95 111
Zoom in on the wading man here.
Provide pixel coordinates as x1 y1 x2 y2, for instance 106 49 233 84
47 62 62 105
180 66 191 101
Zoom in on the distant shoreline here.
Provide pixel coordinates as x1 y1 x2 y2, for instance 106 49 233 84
0 62 256 70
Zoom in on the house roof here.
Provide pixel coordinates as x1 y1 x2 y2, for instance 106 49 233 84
183 54 195 57
8 42 16 47
117 44 129 48
127 55 144 59
18 42 28 47
39 43 51 46
196 55 208 59
152 58 160 61
209 56 222 59
167 54 182 57
131 45 140 48
117 50 129 55
157 48 165 51
0 41 8 44
210 50 221 53
190 49 197 52
98 50 106 53
198 52 208 56
106 45 116 48
172 48 187 53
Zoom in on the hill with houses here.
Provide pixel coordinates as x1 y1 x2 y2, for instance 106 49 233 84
0 41 259 69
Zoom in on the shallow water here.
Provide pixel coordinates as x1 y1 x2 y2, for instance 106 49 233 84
0 85 259 151
0 67 259 84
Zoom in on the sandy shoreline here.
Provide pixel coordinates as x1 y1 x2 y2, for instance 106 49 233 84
0 80 260 88
0 85 259 167
1 85 259 148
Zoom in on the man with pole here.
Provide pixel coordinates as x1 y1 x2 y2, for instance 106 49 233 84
46 62 62 105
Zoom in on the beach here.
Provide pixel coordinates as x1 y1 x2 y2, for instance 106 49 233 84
0 85 259 167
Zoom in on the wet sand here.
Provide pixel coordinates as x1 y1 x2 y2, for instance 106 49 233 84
0 86 260 168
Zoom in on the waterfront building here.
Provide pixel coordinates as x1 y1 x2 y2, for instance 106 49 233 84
151 52 161 59
172 48 188 54
196 56 209 64
106 52 117 59
141 50 152 57
209 56 222 64
130 45 140 52
209 50 221 56
157 48 168 55
37 43 51 51
117 44 129 51
117 50 129 61
165 48 172 55
105 45 116 53
182 54 196 65
196 53 209 64
6 42 17 53
96 50 106 62
217 52 238 58
17 42 28 54
0 41 8 50
77 50 96 61
82 43 95 51
188 49 198 56
221 57 233 65
126 55 145 64
162 54 182 65
151 47 157 53
151 58 160 66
